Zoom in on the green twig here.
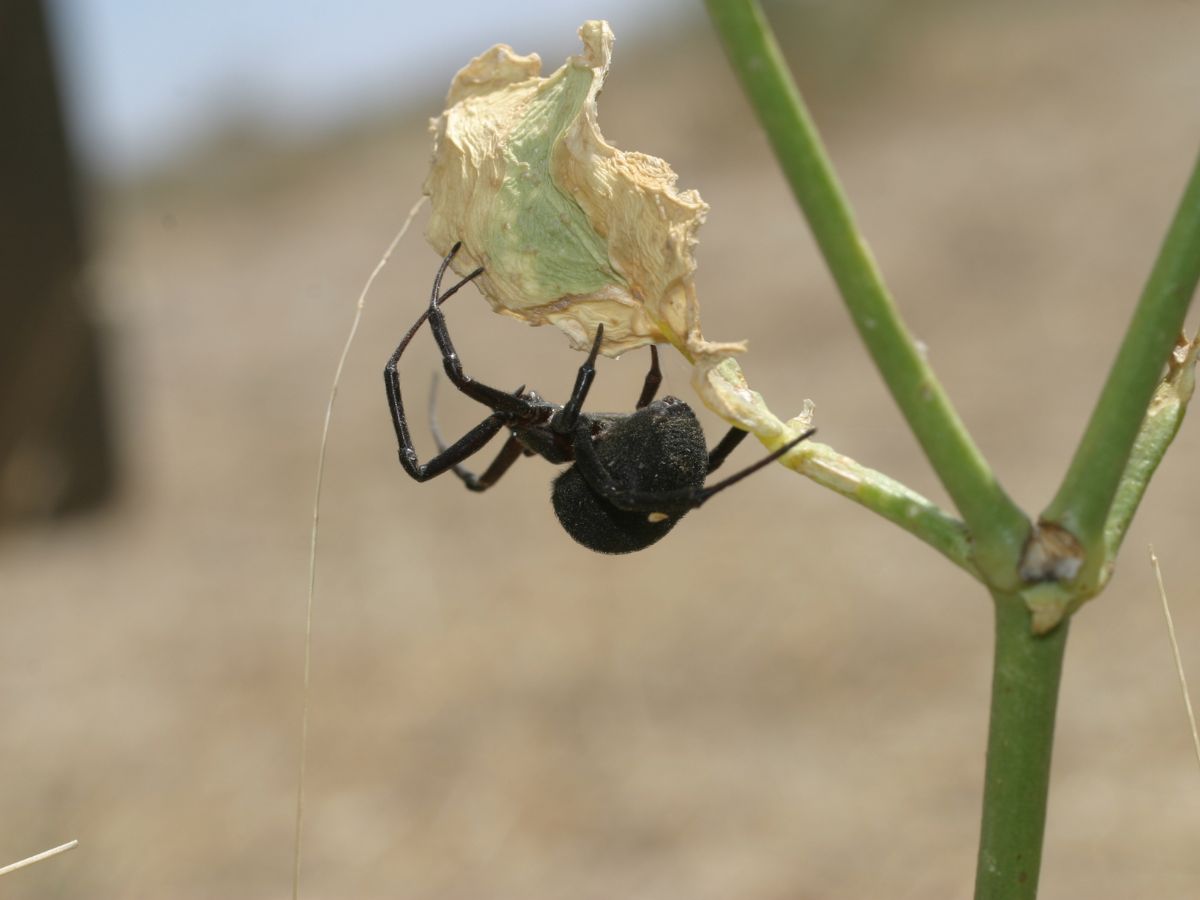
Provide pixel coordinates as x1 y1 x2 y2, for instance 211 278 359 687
1043 151 1200 564
790 441 980 580
704 0 1028 587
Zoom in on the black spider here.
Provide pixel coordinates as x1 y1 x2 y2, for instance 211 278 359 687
384 243 814 554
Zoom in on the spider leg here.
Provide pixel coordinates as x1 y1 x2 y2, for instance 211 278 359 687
424 246 536 417
572 426 815 516
429 376 528 491
705 426 750 474
551 325 605 434
385 245 485 380
635 344 662 410
435 431 525 491
395 413 508 483
385 248 486 459
384 243 533 483
698 428 815 502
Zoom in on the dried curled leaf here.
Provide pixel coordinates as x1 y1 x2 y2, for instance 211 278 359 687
425 20 813 442
425 20 742 360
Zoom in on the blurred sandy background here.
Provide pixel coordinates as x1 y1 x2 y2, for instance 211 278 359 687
4 1 1200 897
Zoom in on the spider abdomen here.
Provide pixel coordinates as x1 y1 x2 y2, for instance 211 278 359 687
551 397 708 554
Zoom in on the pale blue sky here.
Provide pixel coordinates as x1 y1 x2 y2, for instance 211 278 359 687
47 1 693 175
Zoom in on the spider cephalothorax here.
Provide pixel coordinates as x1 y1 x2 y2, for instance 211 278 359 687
384 243 813 553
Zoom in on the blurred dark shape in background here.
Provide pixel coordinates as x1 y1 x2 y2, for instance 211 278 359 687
0 0 117 524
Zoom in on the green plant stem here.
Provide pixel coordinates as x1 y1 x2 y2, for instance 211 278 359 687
975 596 1069 900
704 0 1028 587
1043 150 1200 560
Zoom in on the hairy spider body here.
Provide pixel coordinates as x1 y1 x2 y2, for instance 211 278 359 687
551 398 708 553
385 243 813 554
